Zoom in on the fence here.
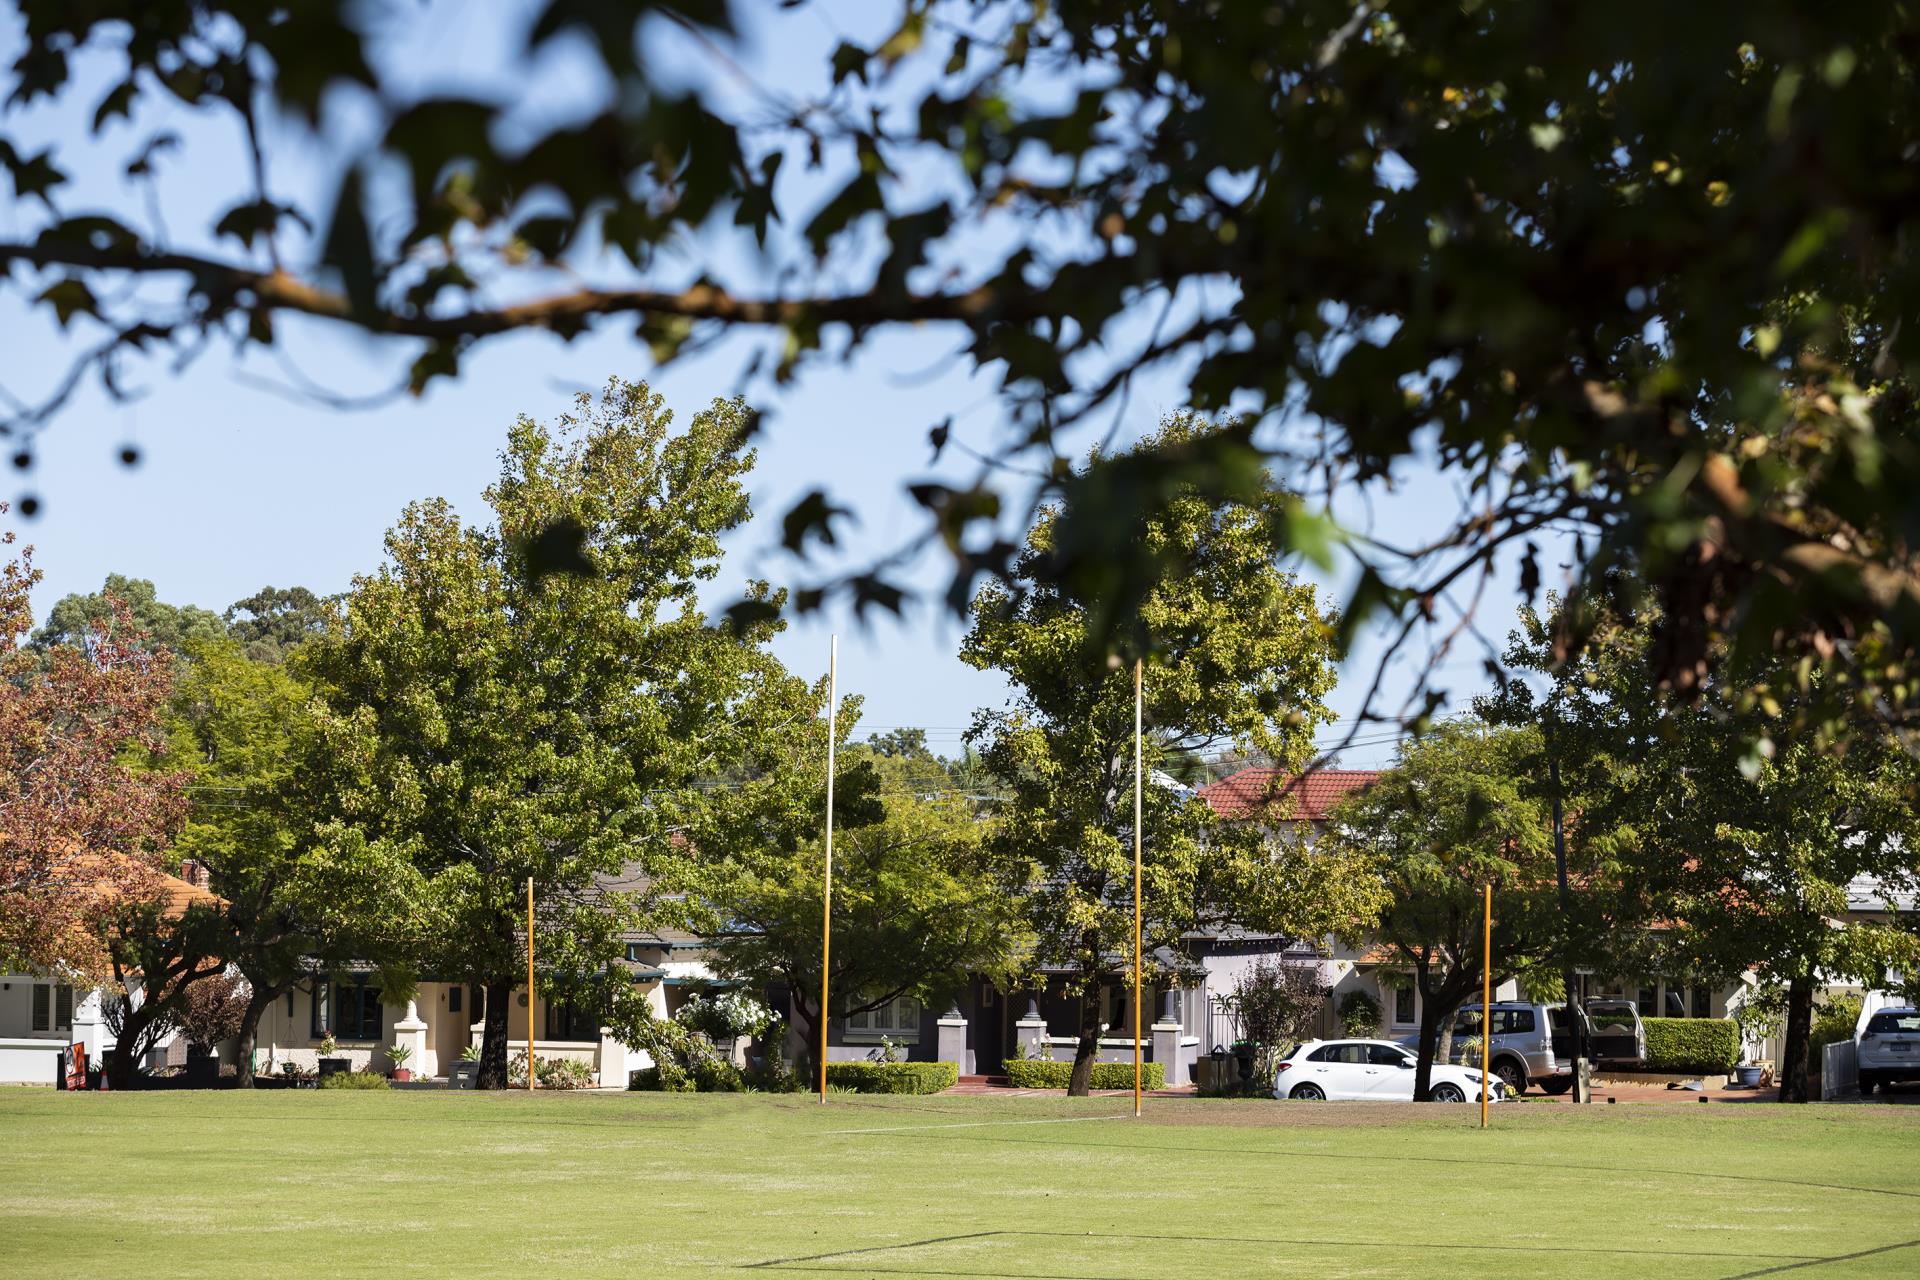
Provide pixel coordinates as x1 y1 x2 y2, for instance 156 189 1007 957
1820 1039 1858 1101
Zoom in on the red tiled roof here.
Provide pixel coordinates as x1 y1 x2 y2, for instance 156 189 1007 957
1198 767 1379 821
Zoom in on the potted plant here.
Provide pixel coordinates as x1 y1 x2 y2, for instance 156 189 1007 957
315 1032 350 1080
387 1041 414 1083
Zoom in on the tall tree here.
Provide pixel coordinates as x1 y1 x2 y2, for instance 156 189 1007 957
7 5 1920 727
1492 598 1920 1103
664 712 1026 1075
159 634 395 1085
31 575 225 656
222 586 330 664
0 518 188 977
1322 721 1568 1099
963 417 1386 1095
299 379 784 1088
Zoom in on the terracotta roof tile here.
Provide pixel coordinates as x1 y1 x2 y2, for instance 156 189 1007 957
1198 767 1379 821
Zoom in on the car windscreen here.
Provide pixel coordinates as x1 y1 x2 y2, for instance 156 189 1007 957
1587 1002 1637 1033
1867 1012 1920 1034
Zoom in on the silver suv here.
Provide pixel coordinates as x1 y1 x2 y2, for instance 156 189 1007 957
1432 1000 1646 1095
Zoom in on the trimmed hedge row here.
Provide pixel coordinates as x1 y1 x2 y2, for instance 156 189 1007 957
822 1061 959 1094
1004 1060 1167 1090
1642 1017 1740 1072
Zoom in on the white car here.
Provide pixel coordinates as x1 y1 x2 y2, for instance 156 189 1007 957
1858 1007 1920 1095
1274 1038 1505 1103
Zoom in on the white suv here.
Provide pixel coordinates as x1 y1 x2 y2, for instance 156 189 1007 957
1858 1007 1920 1095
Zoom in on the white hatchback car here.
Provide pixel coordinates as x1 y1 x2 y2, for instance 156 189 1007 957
1858 1007 1920 1095
1274 1038 1504 1103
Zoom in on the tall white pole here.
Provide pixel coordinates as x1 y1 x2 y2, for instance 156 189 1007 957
818 635 838 1104
1133 657 1144 1119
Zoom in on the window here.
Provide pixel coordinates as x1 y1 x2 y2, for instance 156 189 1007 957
1393 986 1415 1026
1491 1009 1536 1036
285 990 295 1017
1368 1044 1413 1067
846 995 921 1039
1308 1042 1369 1064
1452 1008 1484 1037
1691 987 1711 1019
448 986 462 1014
1664 987 1687 1017
31 984 71 1032
624 943 649 963
545 995 601 1042
312 979 382 1040
1637 986 1657 1017
1866 1012 1920 1034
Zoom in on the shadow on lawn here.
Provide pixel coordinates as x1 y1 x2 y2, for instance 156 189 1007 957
747 1229 1920 1279
887 1128 1920 1204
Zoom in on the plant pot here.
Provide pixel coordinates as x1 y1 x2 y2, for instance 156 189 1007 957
391 1068 412 1083
1733 1065 1763 1088
186 1053 220 1088
317 1057 351 1079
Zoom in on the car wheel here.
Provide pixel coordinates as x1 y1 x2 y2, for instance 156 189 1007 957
1427 1081 1466 1103
1493 1060 1526 1096
1289 1082 1325 1101
1861 1073 1877 1096
1539 1076 1575 1096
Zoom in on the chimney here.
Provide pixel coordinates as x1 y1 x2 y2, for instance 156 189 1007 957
179 858 211 889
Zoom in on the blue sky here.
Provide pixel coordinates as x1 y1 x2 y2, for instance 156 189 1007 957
0 3 1541 767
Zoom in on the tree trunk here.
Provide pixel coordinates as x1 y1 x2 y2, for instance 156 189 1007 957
106 998 155 1091
478 979 511 1089
1067 990 1101 1096
1777 972 1816 1104
233 980 281 1088
1413 988 1442 1101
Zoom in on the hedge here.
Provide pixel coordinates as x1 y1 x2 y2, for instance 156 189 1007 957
319 1070 390 1090
1003 1060 1166 1090
1642 1017 1740 1072
821 1061 958 1095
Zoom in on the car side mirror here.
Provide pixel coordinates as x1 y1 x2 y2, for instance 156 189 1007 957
1397 1060 1414 1069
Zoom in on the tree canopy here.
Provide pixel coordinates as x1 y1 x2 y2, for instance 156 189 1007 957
31 573 224 656
964 417 1385 1094
0 526 188 978
1488 597 1920 1102
296 378 788 1086
1322 720 1566 1099
5 4 1918 729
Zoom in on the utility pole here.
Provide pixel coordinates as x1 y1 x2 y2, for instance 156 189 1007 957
1545 709 1588 1102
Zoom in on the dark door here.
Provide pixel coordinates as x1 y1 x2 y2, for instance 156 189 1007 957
972 980 1004 1072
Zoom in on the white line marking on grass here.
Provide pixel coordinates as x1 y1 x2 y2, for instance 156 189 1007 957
825 1114 1130 1136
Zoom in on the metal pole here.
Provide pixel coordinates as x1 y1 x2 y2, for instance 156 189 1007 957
527 876 536 1093
1481 882 1492 1128
1133 657 1144 1119
818 635 838 1104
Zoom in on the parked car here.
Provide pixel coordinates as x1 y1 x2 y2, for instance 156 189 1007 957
1858 1007 1920 1094
1394 998 1646 1095
1439 1002 1579 1097
1274 1038 1504 1103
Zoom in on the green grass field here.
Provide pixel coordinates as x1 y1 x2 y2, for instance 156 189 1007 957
2 1091 1916 1278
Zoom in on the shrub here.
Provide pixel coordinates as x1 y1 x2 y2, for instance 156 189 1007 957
629 1063 695 1092
691 1056 744 1093
320 1069 390 1090
1810 994 1863 1066
1002 1060 1167 1090
538 1056 596 1090
1642 1018 1740 1072
1337 990 1382 1039
820 1061 958 1095
675 990 776 1043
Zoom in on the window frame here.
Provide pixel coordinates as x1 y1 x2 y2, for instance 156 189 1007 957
1392 984 1415 1026
312 978 382 1041
844 994 922 1042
